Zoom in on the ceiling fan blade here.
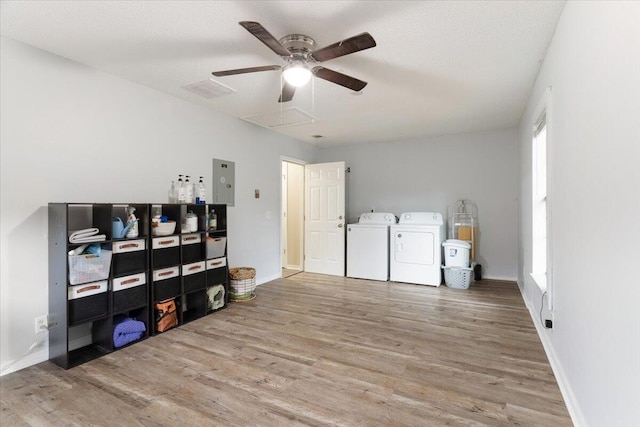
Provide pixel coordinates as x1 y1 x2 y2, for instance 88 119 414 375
239 21 292 58
312 66 368 92
212 65 281 77
278 82 296 103
309 32 376 63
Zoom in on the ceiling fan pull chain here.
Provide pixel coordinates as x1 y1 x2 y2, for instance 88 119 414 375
312 76 315 123
280 73 284 125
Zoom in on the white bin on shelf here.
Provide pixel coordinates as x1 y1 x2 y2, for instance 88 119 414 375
68 250 112 285
206 236 227 259
443 239 471 267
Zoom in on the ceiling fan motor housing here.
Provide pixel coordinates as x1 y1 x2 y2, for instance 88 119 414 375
279 34 316 61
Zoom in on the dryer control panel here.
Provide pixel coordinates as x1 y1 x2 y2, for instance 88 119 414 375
398 212 443 225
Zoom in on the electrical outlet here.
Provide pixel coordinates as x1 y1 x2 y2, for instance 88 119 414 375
544 311 554 329
35 315 48 334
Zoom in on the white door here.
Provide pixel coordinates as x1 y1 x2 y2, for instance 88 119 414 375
304 161 346 276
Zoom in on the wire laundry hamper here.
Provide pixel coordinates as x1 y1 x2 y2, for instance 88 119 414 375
229 267 256 301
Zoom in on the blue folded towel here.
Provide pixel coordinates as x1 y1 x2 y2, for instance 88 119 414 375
113 315 146 348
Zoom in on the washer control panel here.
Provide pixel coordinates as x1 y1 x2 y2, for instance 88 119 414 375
357 212 397 225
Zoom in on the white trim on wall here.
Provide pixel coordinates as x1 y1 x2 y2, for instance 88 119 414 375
519 285 587 427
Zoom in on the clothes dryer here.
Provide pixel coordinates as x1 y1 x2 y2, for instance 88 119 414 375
390 212 444 286
346 212 397 281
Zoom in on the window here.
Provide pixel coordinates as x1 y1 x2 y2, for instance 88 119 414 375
531 86 551 302
532 113 547 289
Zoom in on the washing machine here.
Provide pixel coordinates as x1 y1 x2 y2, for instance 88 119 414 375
390 212 444 286
347 212 397 281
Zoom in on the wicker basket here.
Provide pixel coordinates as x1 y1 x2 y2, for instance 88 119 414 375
442 264 474 289
229 267 256 301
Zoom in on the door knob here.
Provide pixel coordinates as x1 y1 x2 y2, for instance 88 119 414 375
338 224 343 228
339 215 343 220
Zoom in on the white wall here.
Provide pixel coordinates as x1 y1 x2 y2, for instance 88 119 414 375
518 2 640 426
318 129 519 280
0 37 318 375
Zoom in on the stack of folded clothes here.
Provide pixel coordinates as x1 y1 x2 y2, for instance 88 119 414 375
112 315 146 348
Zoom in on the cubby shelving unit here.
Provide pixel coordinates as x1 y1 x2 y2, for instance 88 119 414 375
48 202 228 369
149 203 228 335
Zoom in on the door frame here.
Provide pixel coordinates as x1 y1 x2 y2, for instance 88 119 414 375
280 156 306 274
281 161 288 269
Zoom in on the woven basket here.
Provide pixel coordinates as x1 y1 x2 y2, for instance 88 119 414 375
229 267 256 301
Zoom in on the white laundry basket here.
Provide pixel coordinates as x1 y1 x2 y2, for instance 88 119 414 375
442 239 471 267
443 264 475 289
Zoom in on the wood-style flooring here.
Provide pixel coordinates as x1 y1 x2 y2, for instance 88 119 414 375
1 273 572 426
282 268 302 278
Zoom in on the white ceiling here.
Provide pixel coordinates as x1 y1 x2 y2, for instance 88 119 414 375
0 1 565 146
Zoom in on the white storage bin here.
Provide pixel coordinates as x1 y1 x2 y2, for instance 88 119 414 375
443 239 471 267
153 266 179 281
68 280 108 300
206 257 227 270
112 239 146 254
67 280 109 324
113 273 147 313
112 272 146 291
181 234 202 245
206 236 227 259
152 235 179 249
68 250 112 285
182 261 206 276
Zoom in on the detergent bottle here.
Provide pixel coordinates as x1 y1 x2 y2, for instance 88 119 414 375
125 206 139 238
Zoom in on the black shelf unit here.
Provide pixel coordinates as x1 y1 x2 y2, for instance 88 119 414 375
49 202 229 368
48 203 151 369
149 203 228 335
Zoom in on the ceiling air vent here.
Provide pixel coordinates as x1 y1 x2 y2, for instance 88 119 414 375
242 107 317 129
182 79 236 99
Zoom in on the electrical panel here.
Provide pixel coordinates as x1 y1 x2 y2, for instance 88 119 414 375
212 158 235 206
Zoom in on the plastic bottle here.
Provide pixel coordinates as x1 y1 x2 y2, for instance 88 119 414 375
168 180 176 203
210 209 218 230
125 206 138 238
185 175 194 204
177 175 186 203
196 176 206 204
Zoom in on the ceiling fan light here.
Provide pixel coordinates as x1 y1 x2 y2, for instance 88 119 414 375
282 65 312 87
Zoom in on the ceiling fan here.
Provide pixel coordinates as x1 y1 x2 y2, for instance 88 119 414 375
212 21 376 102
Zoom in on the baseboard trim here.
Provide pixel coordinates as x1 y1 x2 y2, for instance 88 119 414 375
257 273 282 286
518 280 587 427
1 344 48 377
482 275 518 282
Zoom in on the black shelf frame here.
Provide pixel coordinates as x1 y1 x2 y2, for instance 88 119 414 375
49 202 229 369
